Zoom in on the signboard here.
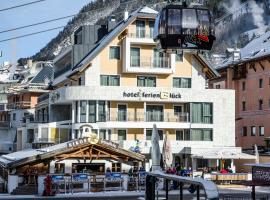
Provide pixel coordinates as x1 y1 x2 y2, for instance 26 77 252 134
72 173 88 181
123 91 181 99
51 174 65 182
252 166 270 182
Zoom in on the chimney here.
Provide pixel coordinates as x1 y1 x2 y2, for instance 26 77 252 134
233 49 240 61
107 15 117 32
124 10 129 21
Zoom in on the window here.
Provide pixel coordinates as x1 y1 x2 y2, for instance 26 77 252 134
173 77 191 88
118 104 127 121
100 75 120 86
13 113 16 121
137 76 156 87
89 101 96 123
215 84 220 89
242 82 246 91
146 105 163 122
174 106 183 116
149 20 155 38
259 78 263 88
176 129 212 141
78 76 84 85
75 101 78 123
259 126 264 136
99 129 106 140
175 54 183 62
74 28 82 44
146 129 163 140
130 47 140 67
251 126 256 136
153 49 166 68
242 101 246 111
112 163 121 172
80 101 87 123
118 130 126 141
168 9 182 34
182 9 198 34
27 129 34 143
109 46 120 59
136 20 145 38
191 103 213 124
242 127 247 136
259 99 263 110
98 101 106 122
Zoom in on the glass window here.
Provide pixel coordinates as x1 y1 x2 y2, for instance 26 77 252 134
149 21 155 38
74 28 82 44
98 101 106 122
136 20 145 38
174 106 182 116
137 76 156 87
259 99 263 110
118 130 126 141
158 10 166 35
146 105 164 122
182 9 198 34
112 163 122 172
88 101 96 123
75 101 78 123
99 129 106 140
251 126 256 136
242 82 246 91
197 9 210 35
118 104 127 121
173 77 191 88
168 9 181 34
259 78 263 88
146 129 163 140
242 127 247 136
130 47 140 67
259 126 264 136
13 113 16 121
100 75 120 86
191 103 213 124
80 101 87 123
109 46 120 59
242 101 246 111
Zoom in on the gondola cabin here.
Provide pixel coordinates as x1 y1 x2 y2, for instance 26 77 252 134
154 4 215 53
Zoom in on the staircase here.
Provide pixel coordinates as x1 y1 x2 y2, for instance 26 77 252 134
11 184 38 195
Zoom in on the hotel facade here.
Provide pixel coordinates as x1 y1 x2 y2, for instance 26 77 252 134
16 7 250 173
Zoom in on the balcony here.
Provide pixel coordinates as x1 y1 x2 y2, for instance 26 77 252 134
107 111 189 123
0 121 11 129
7 101 31 110
130 56 170 69
37 93 49 104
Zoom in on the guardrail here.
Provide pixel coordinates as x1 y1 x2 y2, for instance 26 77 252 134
146 171 219 200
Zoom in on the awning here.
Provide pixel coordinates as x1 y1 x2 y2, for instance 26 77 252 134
192 149 256 160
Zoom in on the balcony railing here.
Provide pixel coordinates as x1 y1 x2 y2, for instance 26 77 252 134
130 56 170 69
0 121 10 128
128 31 154 39
107 111 189 123
34 138 56 143
7 101 31 109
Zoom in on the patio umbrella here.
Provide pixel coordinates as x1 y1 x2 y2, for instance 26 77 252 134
151 124 161 171
254 144 259 164
162 131 173 169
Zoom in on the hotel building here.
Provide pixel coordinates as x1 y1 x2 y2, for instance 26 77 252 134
16 6 252 173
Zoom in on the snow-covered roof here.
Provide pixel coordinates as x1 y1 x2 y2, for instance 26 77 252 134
139 6 158 14
217 31 270 69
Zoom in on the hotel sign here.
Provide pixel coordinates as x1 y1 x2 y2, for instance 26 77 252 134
123 91 181 99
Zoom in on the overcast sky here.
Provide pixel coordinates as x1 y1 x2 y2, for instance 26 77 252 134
0 0 91 64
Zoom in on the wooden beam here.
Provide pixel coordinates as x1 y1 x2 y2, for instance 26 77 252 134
259 61 265 70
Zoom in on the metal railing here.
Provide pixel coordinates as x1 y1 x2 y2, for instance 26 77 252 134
34 138 56 143
0 121 10 128
146 171 219 200
107 111 189 123
128 32 154 39
7 101 31 109
130 56 170 69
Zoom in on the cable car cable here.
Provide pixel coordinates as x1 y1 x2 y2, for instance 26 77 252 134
0 0 47 12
